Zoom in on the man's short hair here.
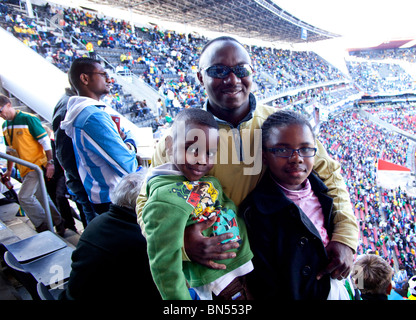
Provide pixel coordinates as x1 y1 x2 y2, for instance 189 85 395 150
68 57 101 91
198 36 246 68
200 36 244 55
0 94 11 107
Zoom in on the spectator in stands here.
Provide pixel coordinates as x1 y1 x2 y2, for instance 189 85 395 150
352 254 394 300
115 63 124 74
43 125 77 232
156 97 165 116
129 101 141 118
241 110 348 299
0 94 65 235
140 99 151 116
138 36 358 278
171 96 181 116
393 264 409 296
60 170 160 300
120 52 127 64
52 87 97 225
86 41 95 59
150 116 161 133
61 58 138 214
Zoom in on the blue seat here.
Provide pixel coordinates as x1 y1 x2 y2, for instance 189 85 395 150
4 231 67 263
3 231 74 299
20 246 74 287
37 281 68 300
3 250 26 273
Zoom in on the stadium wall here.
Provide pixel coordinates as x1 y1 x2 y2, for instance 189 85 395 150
0 27 69 122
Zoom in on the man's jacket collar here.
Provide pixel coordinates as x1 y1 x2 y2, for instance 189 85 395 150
203 93 257 127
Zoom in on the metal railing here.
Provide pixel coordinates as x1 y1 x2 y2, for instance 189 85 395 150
0 152 53 233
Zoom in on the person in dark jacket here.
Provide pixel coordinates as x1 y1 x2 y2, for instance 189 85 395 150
59 169 160 300
43 125 77 232
52 87 97 225
241 110 342 300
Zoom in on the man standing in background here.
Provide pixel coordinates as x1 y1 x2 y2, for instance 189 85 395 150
0 94 65 235
61 58 138 214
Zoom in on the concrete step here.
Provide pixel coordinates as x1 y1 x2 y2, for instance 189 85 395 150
0 203 35 243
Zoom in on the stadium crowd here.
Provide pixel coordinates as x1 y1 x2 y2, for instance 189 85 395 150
3 1 416 116
350 47 416 64
318 103 416 281
0 2 357 117
347 60 415 94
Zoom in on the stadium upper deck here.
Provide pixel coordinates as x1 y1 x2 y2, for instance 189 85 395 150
64 0 339 43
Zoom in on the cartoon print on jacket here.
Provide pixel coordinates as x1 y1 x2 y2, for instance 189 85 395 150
170 181 241 244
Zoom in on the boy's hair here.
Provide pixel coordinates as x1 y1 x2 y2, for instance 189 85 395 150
0 94 11 107
261 110 315 149
352 254 393 295
69 57 101 91
170 108 218 142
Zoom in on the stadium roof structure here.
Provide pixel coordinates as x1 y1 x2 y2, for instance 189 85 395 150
348 39 416 52
83 0 340 43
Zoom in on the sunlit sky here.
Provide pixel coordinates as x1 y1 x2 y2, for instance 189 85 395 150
274 0 416 42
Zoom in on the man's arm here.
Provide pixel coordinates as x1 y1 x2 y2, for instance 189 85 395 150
44 148 55 179
3 160 14 181
183 216 239 270
314 139 359 279
84 112 138 175
120 128 137 153
314 139 359 251
38 135 55 179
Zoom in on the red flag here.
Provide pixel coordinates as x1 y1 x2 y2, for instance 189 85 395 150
377 159 411 189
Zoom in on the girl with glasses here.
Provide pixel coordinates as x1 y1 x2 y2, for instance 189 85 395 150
240 110 352 300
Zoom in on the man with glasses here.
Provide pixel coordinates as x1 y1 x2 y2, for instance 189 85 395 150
140 37 358 287
0 94 65 235
61 58 138 214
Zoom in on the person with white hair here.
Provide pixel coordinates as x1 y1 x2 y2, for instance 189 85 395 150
60 170 160 300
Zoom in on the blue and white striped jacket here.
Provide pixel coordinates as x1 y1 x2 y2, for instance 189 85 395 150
61 96 138 204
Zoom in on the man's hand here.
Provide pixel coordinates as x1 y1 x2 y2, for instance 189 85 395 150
184 216 239 270
317 241 354 280
45 163 55 179
3 169 12 181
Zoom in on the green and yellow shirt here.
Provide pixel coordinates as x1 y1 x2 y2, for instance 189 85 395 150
2 110 48 177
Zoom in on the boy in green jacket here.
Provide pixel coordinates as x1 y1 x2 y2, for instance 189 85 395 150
142 108 253 300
